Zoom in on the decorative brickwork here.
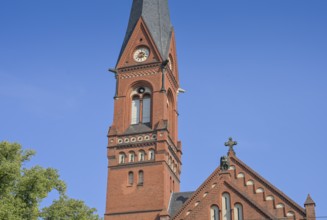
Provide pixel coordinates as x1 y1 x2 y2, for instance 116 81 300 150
171 151 311 220
105 1 316 220
105 1 181 219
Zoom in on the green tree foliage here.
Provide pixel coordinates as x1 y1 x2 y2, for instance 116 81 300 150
0 141 102 220
41 196 102 220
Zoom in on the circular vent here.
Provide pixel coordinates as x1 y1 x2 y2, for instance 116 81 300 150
138 87 145 94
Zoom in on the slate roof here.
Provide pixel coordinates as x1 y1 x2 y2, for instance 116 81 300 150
118 0 173 64
168 191 194 217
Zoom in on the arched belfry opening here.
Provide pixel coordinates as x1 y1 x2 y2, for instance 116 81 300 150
130 85 152 126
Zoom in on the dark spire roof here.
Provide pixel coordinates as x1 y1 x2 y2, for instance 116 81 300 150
118 0 173 63
304 194 316 206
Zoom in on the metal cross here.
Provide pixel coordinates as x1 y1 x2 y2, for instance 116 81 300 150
224 137 237 152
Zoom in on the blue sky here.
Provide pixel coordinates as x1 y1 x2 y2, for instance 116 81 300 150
1 0 326 217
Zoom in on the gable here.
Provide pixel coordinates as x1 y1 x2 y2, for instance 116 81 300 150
172 154 306 220
117 0 173 67
116 18 162 69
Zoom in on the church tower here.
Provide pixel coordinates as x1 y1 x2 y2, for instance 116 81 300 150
105 0 182 219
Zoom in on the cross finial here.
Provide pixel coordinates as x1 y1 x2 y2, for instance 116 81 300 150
225 137 237 153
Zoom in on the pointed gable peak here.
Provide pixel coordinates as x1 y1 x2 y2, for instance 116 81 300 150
119 0 173 63
304 194 316 206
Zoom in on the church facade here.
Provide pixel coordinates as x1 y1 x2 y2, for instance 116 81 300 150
105 1 316 220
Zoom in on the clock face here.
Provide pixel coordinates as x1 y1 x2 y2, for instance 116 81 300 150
133 47 150 62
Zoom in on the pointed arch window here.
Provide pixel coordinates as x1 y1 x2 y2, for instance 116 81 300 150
211 205 219 220
234 204 243 220
130 87 152 125
222 193 231 220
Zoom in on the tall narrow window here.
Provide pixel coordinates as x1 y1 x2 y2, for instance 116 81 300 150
119 153 126 164
142 94 151 123
149 149 155 160
128 171 134 185
129 152 135 162
222 193 231 220
139 150 145 161
131 96 140 124
211 205 219 220
234 204 243 220
138 170 144 185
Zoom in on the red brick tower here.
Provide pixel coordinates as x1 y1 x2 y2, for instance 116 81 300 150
105 0 182 219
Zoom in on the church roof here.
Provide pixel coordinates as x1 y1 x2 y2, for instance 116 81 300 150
118 0 173 63
168 191 194 217
171 152 307 219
